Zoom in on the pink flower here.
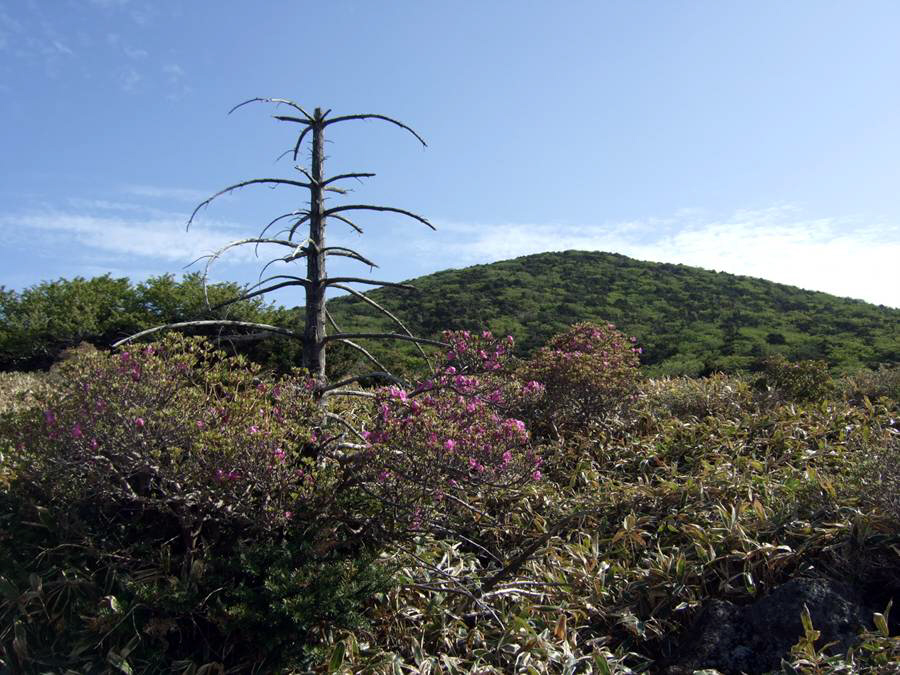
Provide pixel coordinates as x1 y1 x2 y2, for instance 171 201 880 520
389 386 408 401
196 420 205 429
43 410 56 426
134 417 145 428
284 511 293 519
249 425 260 434
444 439 457 452
532 470 542 481
71 423 83 439
89 438 98 450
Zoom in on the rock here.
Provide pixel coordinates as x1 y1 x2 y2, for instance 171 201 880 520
666 577 873 674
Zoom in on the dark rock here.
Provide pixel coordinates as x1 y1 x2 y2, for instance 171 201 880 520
666 577 873 674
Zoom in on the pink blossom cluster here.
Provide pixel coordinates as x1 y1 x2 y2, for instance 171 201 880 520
515 321 642 437
362 330 543 528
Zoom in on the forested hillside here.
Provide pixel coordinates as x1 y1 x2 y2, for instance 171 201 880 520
328 250 900 376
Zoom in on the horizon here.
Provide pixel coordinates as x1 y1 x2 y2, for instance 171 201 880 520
2 1 899 308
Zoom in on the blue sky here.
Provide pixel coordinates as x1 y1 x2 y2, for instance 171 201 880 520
2 0 899 308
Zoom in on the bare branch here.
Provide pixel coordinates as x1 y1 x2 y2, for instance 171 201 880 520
113 321 300 347
323 412 368 443
323 247 378 268
327 213 364 234
331 282 431 370
323 333 446 348
335 338 392 373
273 114 314 125
187 179 312 229
324 277 416 290
324 308 342 333
322 172 376 187
258 210 309 241
325 204 434 230
324 114 427 147
293 165 314 182
291 125 313 162
321 372 406 393
229 97 312 121
210 275 310 311
325 389 376 399
257 244 312 278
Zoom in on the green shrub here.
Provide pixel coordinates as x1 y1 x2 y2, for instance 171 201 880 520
637 372 754 421
0 336 389 672
755 353 834 402
840 364 900 405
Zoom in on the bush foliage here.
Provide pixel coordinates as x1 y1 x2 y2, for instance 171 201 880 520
1 324 898 673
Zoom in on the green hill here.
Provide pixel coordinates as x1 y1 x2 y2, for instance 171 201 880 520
327 250 900 376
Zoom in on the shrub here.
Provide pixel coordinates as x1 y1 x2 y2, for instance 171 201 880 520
638 372 754 421
361 330 543 534
0 335 389 672
839 364 900 405
755 354 834 402
515 321 641 438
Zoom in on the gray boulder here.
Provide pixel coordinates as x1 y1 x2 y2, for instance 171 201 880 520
666 577 873 674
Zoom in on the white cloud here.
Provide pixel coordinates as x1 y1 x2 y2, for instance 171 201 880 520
51 39 72 55
123 44 147 59
427 206 900 308
122 184 209 202
117 65 141 92
1 209 256 266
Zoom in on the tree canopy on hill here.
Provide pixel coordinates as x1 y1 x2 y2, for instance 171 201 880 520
327 250 900 376
0 273 302 372
4 251 898 377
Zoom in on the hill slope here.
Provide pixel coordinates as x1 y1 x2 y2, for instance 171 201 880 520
327 250 900 376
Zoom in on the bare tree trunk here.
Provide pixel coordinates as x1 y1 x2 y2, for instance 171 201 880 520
304 109 327 384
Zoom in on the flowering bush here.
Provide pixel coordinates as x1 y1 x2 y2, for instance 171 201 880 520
3 334 321 530
361 330 543 531
0 335 396 671
515 321 641 438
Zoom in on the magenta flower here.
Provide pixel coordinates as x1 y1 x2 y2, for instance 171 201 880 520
134 417 145 428
71 423 83 439
532 470 542 481
444 439 457 452
249 425 260 434
196 420 205 429
43 410 57 426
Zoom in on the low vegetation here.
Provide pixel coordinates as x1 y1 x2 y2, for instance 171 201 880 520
1 323 898 672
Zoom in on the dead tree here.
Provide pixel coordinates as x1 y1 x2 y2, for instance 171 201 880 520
115 98 444 395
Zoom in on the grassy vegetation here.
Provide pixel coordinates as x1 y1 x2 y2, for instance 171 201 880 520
1 328 898 673
327 250 900 377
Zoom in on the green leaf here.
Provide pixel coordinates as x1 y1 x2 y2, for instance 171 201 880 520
327 641 345 672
